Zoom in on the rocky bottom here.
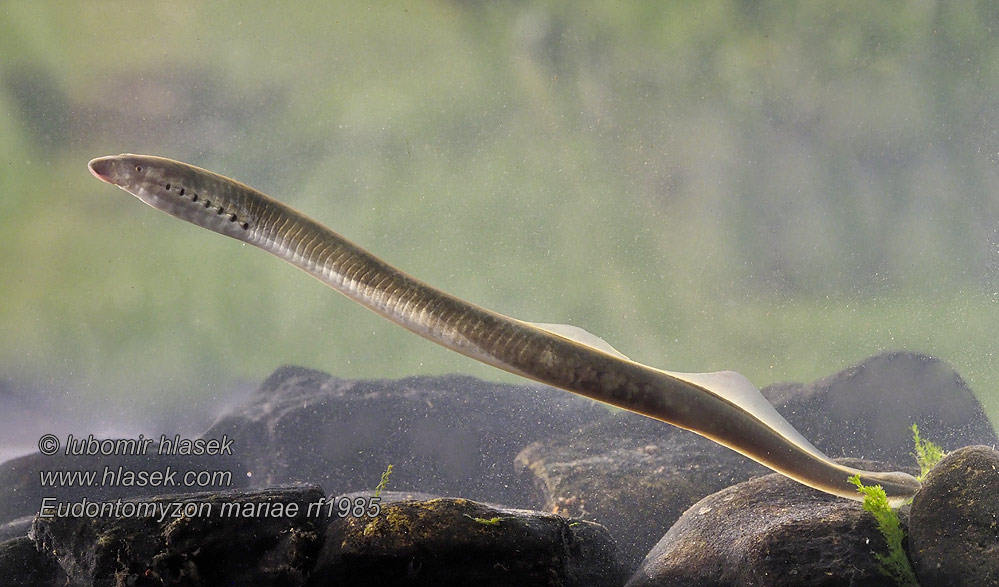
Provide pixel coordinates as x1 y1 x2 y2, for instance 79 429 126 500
1 352 996 586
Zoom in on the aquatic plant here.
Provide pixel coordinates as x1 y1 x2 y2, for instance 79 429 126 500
848 475 919 586
374 464 393 498
463 514 505 526
848 426 947 584
911 424 945 481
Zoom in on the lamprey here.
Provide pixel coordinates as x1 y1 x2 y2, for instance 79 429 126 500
88 154 921 505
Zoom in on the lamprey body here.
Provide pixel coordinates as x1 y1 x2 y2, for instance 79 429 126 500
89 154 921 505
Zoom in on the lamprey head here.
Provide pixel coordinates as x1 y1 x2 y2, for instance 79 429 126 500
88 155 117 184
90 154 256 240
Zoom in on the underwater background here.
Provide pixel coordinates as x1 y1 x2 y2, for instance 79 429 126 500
2 1 998 458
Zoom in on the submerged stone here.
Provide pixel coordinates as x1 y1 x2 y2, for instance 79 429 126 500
203 366 608 506
909 445 999 586
309 497 626 587
30 485 324 587
515 414 767 567
763 352 997 464
627 463 910 587
0 536 67 586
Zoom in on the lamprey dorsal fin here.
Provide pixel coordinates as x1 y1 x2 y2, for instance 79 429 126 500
528 322 632 360
533 321 828 461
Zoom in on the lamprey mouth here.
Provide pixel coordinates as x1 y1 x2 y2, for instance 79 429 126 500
88 156 115 183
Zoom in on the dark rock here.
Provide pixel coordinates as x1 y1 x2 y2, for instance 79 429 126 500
627 462 911 587
6 355 990 584
0 536 67 586
30 485 324 587
309 496 626 587
203 366 608 505
515 413 768 567
0 439 247 524
909 445 999 586
0 515 32 542
763 352 997 463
